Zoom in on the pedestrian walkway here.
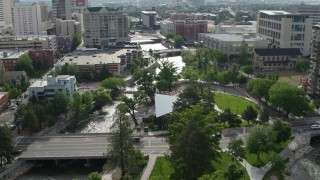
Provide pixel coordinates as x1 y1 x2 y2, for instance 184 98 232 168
102 169 116 180
140 154 163 180
240 160 271 180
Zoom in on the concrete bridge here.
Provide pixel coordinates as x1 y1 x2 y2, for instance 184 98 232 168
15 134 169 160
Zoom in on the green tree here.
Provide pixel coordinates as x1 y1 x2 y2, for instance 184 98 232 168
99 64 112 81
169 105 220 180
246 125 276 165
60 62 78 76
242 65 254 74
219 108 237 126
92 88 112 109
52 91 69 116
33 104 47 129
272 119 291 143
238 40 250 65
156 61 179 92
173 85 201 112
295 59 310 72
107 104 135 178
101 77 127 97
15 54 35 77
134 69 156 100
22 108 39 133
83 91 93 113
71 33 82 51
242 105 258 124
227 139 245 162
14 104 26 134
269 82 311 117
260 108 270 124
198 170 225 180
247 79 276 104
88 172 102 180
166 32 174 39
270 154 287 178
224 162 245 180
173 35 184 48
70 92 83 120
120 92 148 127
0 126 14 168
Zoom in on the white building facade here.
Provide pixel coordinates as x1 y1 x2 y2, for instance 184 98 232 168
141 11 157 28
159 20 175 35
257 10 313 56
28 75 76 101
83 7 130 47
288 5 320 25
12 3 44 35
199 33 268 57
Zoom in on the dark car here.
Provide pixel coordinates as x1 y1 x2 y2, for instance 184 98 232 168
9 124 16 130
11 149 22 155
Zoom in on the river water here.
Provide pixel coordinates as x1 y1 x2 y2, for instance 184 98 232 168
291 146 320 180
16 43 186 179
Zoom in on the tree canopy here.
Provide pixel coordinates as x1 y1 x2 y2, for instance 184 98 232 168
15 54 35 77
269 82 311 117
156 61 179 92
101 77 127 90
0 126 14 168
173 35 184 48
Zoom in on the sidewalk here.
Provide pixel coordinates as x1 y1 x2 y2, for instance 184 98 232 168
140 154 163 180
240 160 271 180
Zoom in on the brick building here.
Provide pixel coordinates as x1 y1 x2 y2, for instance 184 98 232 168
0 92 10 114
29 49 56 69
0 51 29 71
174 19 207 41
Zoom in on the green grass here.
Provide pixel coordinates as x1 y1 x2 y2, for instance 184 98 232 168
149 157 175 180
212 153 250 180
245 137 293 167
150 154 250 180
265 71 306 86
214 92 260 114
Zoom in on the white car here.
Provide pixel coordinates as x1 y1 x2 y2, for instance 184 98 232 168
311 125 320 130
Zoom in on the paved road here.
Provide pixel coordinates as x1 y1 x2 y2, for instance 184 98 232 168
15 135 169 160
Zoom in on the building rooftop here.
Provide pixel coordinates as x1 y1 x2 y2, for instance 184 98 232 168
254 48 302 56
4 71 27 77
30 79 48 88
200 33 264 42
1 50 29 59
56 75 73 80
0 92 9 99
259 10 291 15
60 49 131 66
141 11 157 15
0 35 55 41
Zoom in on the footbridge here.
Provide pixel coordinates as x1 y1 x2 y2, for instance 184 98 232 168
15 134 169 160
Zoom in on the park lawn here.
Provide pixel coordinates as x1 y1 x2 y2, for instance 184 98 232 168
212 153 250 180
214 92 260 115
265 71 306 86
150 154 250 180
149 157 175 180
245 137 293 167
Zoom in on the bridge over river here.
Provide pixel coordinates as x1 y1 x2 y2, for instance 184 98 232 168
15 134 169 160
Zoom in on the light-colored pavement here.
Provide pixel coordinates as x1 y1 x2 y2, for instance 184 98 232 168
15 135 169 160
140 154 164 180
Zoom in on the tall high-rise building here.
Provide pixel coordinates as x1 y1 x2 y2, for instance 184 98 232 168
0 0 5 27
12 3 44 35
83 7 130 47
52 0 88 21
288 5 320 25
257 10 312 56
308 24 320 96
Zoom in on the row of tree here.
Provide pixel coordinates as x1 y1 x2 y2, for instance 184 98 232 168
247 78 311 117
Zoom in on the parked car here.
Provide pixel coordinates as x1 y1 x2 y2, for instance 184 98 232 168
11 149 22 155
311 124 320 130
9 124 16 130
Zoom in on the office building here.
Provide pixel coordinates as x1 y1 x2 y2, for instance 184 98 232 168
12 3 44 35
288 5 320 25
56 19 81 37
56 48 142 75
3 0 20 26
214 22 257 36
28 75 76 101
0 0 4 27
159 20 175 35
83 7 130 48
257 10 313 56
199 33 268 57
52 0 88 21
0 35 56 50
141 11 157 28
29 49 56 69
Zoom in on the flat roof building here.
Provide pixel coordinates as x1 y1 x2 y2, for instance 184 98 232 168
141 11 157 28
0 35 56 50
257 10 313 56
